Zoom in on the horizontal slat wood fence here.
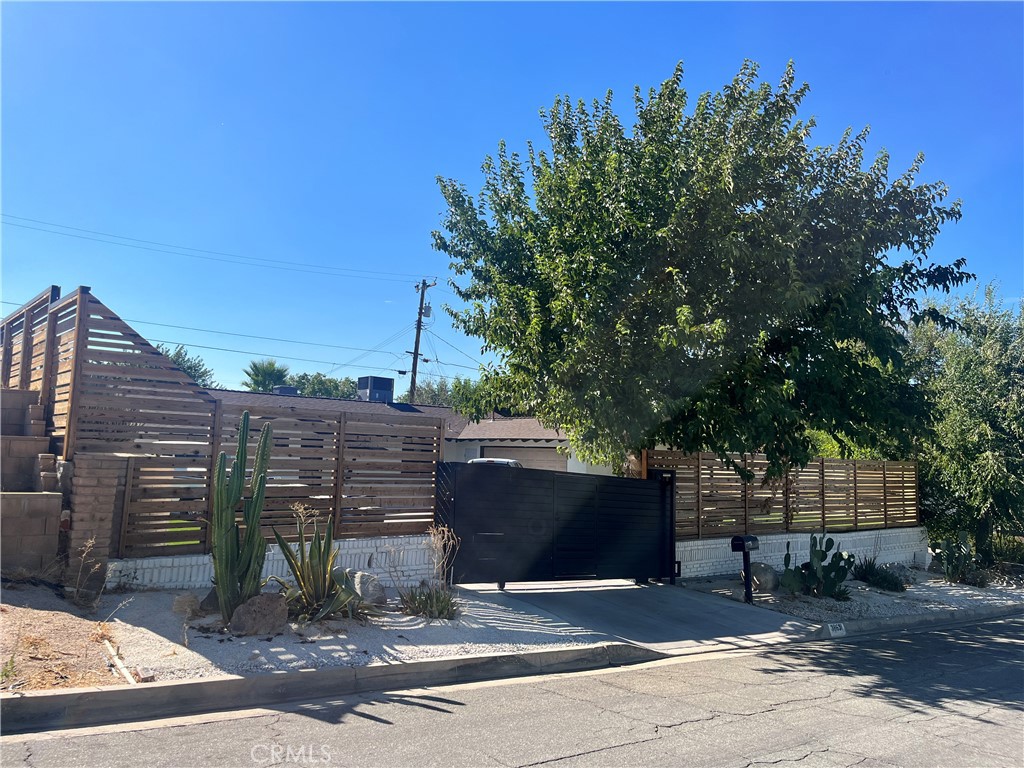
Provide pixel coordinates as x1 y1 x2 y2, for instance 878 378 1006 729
644 450 918 540
1 286 445 558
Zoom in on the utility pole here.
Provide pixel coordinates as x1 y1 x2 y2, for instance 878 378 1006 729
408 278 435 403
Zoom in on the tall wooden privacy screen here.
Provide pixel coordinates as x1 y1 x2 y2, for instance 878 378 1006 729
1 286 445 558
644 450 918 540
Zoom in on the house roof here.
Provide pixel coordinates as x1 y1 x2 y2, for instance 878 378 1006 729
455 416 566 442
209 389 469 440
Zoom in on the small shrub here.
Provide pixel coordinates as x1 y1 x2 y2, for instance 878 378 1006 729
992 533 1024 565
852 556 906 592
391 524 462 620
961 568 991 588
399 584 459 620
1 655 16 685
832 585 852 602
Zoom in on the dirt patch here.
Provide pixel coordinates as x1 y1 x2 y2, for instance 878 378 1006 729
0 595 121 691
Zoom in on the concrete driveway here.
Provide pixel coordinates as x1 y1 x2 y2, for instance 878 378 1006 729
458 579 816 655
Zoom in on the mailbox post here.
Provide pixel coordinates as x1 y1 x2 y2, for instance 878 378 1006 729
731 535 759 604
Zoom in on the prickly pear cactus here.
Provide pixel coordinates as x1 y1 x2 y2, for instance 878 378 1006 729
783 535 854 599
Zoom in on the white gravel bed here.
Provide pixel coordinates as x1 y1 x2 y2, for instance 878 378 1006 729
96 589 596 681
683 570 1024 624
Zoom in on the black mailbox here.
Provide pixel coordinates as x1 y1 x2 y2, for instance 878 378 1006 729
731 535 759 553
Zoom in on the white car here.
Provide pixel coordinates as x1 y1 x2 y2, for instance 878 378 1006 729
468 458 524 468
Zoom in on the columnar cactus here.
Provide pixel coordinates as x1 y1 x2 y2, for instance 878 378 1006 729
211 410 273 623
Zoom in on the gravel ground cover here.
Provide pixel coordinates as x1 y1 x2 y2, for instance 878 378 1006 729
0 584 598 689
681 568 1024 623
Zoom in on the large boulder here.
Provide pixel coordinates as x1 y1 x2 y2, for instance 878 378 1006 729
229 593 288 636
348 570 387 607
746 562 780 593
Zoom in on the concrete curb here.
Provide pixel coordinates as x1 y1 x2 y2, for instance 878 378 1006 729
812 602 1024 640
0 642 665 735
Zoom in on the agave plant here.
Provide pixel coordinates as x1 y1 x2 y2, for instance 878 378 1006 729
271 513 358 622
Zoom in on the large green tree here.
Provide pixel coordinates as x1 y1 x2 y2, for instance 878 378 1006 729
911 289 1024 564
396 375 481 407
156 343 219 389
242 358 290 392
434 61 970 478
285 372 357 399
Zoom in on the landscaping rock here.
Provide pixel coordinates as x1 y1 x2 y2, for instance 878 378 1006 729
746 562 780 592
880 562 916 585
229 593 288 636
349 570 387 606
199 588 221 615
172 594 200 618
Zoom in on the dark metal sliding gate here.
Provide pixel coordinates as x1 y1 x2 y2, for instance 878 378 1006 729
435 463 675 585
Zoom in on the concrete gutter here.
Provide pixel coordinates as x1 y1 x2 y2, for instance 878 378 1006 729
812 602 1024 640
0 642 663 735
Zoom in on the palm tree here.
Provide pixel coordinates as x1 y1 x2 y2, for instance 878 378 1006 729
241 359 290 392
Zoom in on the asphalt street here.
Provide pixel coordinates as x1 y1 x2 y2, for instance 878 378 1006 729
3 618 1022 768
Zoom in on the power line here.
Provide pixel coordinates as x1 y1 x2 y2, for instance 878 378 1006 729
2 220 433 284
118 317 414 356
425 329 483 365
147 337 403 371
331 323 416 373
1 213 432 281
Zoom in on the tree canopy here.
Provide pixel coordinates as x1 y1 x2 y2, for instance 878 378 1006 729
286 372 357 399
911 289 1023 563
434 61 971 478
395 375 480 408
241 359 290 392
156 343 218 389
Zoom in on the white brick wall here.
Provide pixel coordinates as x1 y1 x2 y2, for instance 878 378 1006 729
676 526 929 579
105 534 434 591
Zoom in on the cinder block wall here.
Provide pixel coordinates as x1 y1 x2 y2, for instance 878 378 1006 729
676 526 930 579
0 390 39 436
0 492 63 574
105 534 436 591
67 454 130 580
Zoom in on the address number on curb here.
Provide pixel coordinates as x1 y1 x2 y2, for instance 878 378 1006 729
827 622 847 638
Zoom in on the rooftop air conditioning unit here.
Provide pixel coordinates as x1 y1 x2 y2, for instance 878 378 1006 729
357 376 394 404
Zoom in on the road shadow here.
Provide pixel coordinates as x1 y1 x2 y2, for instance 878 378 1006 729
759 617 1024 716
286 690 466 725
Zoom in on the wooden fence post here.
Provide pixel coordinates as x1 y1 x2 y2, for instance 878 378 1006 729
742 454 750 534
333 412 347 538
0 319 12 388
696 453 703 540
852 461 859 531
17 309 32 390
117 457 136 559
205 399 224 553
37 309 60 437
641 449 649 479
62 288 91 460
820 457 827 530
882 461 889 528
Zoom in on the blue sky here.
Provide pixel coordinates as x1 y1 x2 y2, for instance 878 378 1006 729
3 2 1021 391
